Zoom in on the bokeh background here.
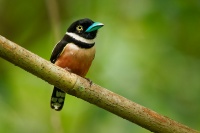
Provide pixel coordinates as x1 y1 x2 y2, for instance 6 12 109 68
0 0 200 132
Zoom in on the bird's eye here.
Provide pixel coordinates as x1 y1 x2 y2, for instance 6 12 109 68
76 25 83 33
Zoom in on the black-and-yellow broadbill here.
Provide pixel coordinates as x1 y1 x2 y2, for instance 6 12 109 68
50 18 104 111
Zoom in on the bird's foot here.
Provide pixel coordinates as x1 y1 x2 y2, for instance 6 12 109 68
65 68 72 73
84 78 93 87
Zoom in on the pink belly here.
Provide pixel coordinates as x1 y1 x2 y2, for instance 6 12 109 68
55 43 95 77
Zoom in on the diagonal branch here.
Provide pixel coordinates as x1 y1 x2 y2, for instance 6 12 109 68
0 35 199 133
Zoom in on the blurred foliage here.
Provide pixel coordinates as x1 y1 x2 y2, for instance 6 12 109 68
0 0 200 133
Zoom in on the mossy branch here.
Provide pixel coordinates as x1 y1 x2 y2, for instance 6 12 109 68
0 35 199 133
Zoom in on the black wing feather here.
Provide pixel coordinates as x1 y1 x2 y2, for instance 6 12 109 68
50 39 68 63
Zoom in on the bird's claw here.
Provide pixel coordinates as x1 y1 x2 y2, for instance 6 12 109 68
85 78 93 87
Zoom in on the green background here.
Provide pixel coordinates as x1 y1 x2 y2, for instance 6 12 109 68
0 0 200 132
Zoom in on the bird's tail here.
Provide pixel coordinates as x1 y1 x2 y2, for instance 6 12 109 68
50 87 66 111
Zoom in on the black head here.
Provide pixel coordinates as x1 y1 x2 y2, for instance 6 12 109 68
67 18 103 39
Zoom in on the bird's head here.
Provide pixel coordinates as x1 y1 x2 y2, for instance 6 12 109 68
67 18 104 40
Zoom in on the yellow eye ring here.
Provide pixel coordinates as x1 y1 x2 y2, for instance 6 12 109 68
76 25 83 33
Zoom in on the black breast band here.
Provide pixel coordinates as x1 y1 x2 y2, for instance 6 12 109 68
64 35 95 49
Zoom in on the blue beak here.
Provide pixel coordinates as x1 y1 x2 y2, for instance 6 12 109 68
85 22 104 32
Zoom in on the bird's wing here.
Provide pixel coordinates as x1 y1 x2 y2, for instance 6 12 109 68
50 40 68 63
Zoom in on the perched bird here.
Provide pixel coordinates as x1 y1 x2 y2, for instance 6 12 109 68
50 18 104 111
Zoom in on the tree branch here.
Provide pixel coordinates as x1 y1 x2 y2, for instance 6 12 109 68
0 35 199 133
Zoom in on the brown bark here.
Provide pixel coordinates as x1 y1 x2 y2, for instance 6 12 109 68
0 35 199 133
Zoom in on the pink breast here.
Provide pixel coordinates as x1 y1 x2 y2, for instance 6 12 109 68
55 43 95 77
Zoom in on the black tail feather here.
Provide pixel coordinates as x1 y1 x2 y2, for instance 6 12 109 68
50 87 66 111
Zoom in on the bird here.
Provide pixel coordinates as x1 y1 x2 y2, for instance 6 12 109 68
50 18 104 111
